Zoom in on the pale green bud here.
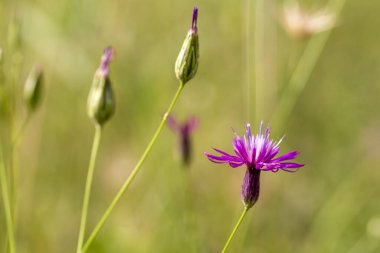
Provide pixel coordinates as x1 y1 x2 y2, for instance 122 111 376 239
87 47 115 126
175 7 199 85
23 66 43 112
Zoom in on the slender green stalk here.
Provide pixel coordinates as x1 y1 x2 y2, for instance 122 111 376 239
254 0 264 123
76 126 102 253
12 113 31 149
242 0 251 122
221 207 249 253
0 150 16 253
82 83 185 252
271 0 347 130
9 113 31 216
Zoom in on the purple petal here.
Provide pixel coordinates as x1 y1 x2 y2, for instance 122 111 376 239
204 152 244 168
261 162 304 173
204 153 230 163
233 136 249 162
246 124 253 145
229 161 244 168
213 148 243 162
271 151 299 163
279 162 304 168
259 121 264 136
204 151 243 163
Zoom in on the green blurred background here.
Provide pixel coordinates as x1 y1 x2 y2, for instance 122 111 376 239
1 0 380 252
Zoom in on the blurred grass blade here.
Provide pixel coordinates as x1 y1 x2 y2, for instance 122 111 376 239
0 149 16 253
272 0 348 130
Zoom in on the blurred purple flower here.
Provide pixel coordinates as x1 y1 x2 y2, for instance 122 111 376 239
204 122 304 208
167 115 199 166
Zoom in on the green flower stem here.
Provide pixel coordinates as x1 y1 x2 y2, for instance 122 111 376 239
221 207 249 253
0 151 16 253
82 83 185 252
76 126 102 253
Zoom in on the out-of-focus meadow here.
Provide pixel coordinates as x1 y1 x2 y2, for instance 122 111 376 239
1 0 380 252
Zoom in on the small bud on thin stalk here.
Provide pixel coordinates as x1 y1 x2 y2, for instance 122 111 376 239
77 47 116 253
23 66 43 113
175 6 199 85
81 7 200 252
87 47 116 127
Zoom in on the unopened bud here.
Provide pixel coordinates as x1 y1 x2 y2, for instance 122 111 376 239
175 6 199 85
87 47 115 126
23 66 43 112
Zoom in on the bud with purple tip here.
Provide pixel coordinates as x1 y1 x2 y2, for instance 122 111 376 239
175 6 199 85
87 47 116 126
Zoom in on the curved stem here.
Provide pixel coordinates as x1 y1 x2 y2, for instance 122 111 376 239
0 150 16 253
221 207 249 253
76 126 102 253
82 83 185 252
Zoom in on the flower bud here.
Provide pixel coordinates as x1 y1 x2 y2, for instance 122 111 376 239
175 6 199 85
23 66 43 112
87 47 115 126
241 169 261 209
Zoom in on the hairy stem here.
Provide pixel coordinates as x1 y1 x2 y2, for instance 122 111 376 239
0 151 16 253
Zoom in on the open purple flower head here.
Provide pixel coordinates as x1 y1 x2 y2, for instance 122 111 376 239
204 122 304 208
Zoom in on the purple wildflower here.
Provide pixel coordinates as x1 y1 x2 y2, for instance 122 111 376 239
204 122 304 208
167 115 198 166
